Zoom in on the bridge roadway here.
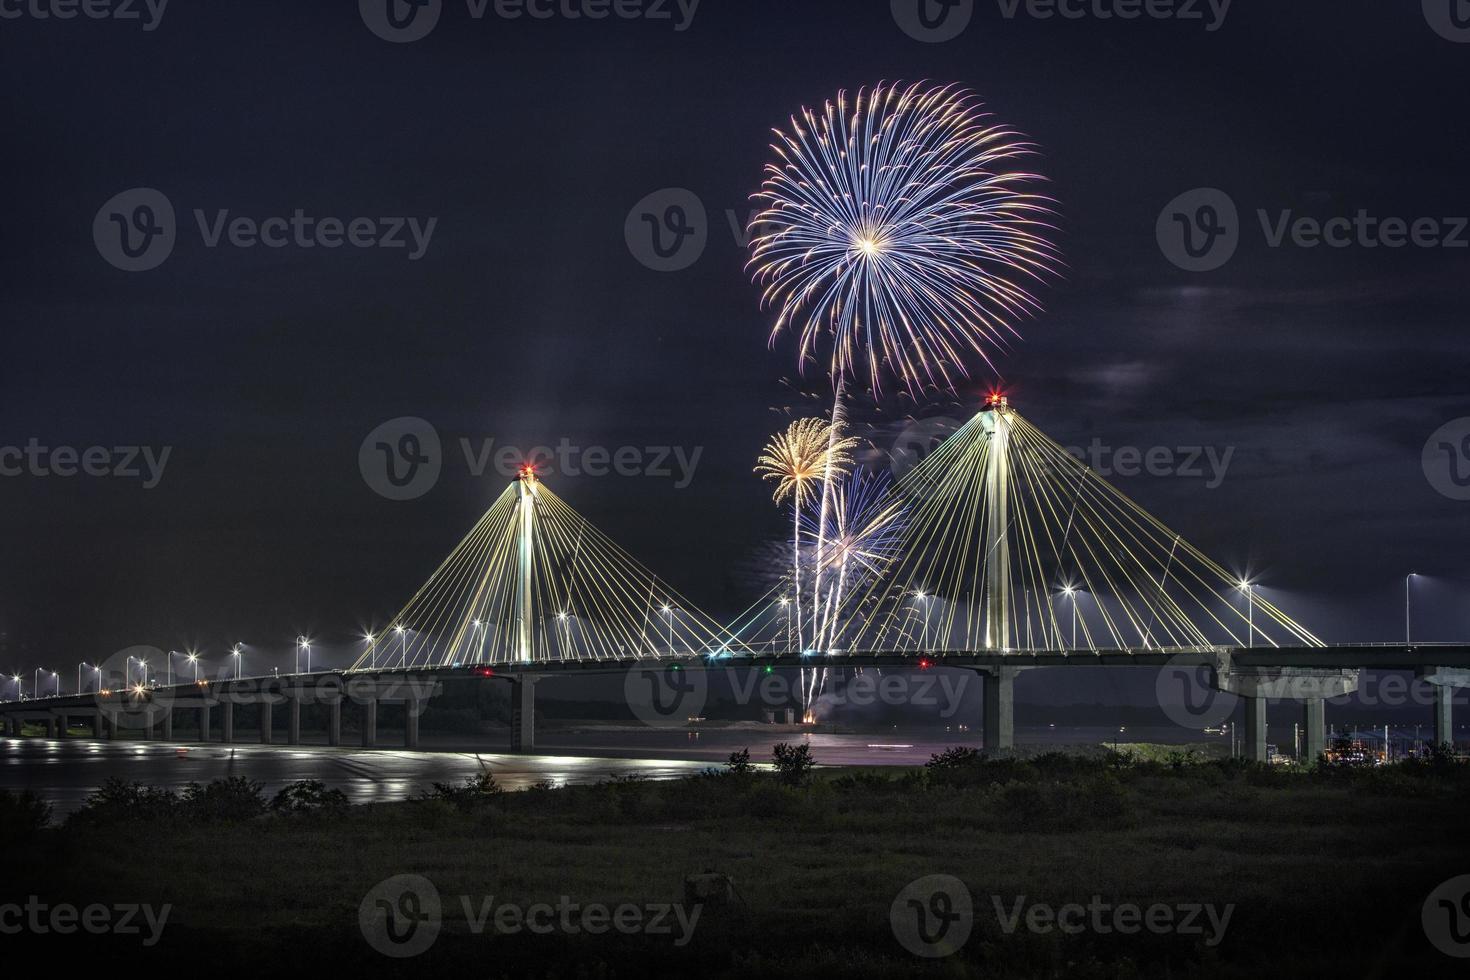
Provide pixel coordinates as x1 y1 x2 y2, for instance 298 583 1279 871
2 644 1467 762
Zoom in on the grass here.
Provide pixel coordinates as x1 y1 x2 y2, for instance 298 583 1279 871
4 750 1468 976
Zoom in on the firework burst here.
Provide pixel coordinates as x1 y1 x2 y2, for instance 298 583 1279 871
748 81 1059 398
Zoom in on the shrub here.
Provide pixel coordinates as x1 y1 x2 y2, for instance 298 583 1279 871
426 767 502 811
0 789 52 837
182 777 267 822
772 742 816 784
725 748 755 774
70 779 181 825
271 779 349 814
925 746 980 769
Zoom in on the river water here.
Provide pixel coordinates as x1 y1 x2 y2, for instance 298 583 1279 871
1 724 1213 816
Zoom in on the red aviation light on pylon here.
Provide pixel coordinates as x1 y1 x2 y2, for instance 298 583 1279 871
518 462 538 481
984 391 1009 410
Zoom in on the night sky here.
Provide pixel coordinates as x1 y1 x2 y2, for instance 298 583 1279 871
2 0 1468 676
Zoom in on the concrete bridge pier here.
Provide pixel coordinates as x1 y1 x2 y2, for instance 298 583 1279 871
1215 667 1360 764
106 712 118 740
259 700 273 744
405 695 421 750
1302 698 1326 762
199 703 211 742
1419 669 1469 747
976 667 1018 753
161 708 173 740
221 701 234 743
510 675 539 753
51 711 66 738
93 713 105 739
328 699 342 746
144 709 157 740
361 698 377 747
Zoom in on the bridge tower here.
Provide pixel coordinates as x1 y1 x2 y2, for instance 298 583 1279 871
516 467 539 663
982 395 1012 651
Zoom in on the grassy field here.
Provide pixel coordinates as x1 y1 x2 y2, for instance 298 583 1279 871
4 748 1468 976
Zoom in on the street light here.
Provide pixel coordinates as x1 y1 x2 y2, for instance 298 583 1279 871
394 625 407 667
296 636 312 674
779 595 792 654
187 651 199 682
661 603 674 655
1406 572 1417 644
10 675 21 701
364 632 378 670
35 668 57 699
231 643 243 680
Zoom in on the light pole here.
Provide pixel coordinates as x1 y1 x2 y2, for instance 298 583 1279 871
395 625 407 667
1062 586 1078 649
662 604 674 655
296 636 312 674
11 675 21 701
779 596 792 654
78 662 89 694
187 651 199 682
914 591 930 651
1239 580 1255 647
231 643 243 680
1405 572 1416 644
364 632 378 670
35 668 57 698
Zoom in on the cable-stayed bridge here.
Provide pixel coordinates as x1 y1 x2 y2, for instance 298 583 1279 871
5 402 1468 761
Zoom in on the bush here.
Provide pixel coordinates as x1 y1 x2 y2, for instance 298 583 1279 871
70 779 181 825
772 742 815 784
182 777 267 822
425 765 501 811
0 789 52 836
271 780 349 814
725 748 755 774
925 746 981 769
